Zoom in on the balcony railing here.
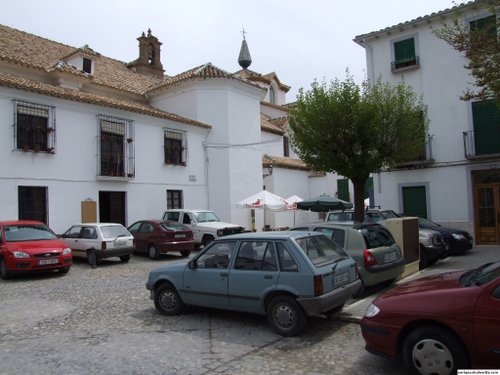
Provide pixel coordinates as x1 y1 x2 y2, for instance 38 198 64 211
394 134 434 169
463 127 500 158
391 56 420 71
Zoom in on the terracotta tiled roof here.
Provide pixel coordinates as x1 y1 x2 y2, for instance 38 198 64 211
234 68 290 92
261 101 290 111
354 1 474 41
260 113 285 135
145 63 265 94
262 154 311 172
268 116 288 131
0 71 211 129
262 72 291 93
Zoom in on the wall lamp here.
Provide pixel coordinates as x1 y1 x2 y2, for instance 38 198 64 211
263 164 273 178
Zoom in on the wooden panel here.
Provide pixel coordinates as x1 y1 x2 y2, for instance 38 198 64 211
81 201 97 223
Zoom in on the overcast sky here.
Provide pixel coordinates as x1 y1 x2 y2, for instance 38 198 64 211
1 0 457 101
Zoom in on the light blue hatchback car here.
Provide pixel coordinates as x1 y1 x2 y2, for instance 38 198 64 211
146 231 361 336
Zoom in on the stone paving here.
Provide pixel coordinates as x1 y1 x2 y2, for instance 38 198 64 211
1 246 498 374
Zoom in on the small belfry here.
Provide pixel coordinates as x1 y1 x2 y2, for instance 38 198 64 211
128 29 165 79
238 28 252 70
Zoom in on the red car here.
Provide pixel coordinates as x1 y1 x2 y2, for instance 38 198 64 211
0 220 73 279
361 261 500 374
127 220 194 259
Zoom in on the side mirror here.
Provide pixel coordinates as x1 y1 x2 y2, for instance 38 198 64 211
188 260 197 269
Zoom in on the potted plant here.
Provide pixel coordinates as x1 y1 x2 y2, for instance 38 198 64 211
127 138 133 143
34 144 40 153
23 144 30 152
47 147 55 153
127 173 134 178
24 123 30 131
46 127 53 134
182 162 186 166
165 158 171 164
101 134 108 141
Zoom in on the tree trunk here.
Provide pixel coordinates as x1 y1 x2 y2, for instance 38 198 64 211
351 177 368 223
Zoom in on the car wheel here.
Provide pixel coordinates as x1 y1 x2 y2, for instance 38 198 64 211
148 245 160 260
154 283 185 316
402 326 470 375
419 246 428 270
267 295 307 337
58 266 71 274
120 254 132 262
353 279 365 298
180 250 190 257
86 250 102 266
0 258 12 280
202 236 214 248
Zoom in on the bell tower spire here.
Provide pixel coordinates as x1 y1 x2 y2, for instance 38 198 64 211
238 27 252 70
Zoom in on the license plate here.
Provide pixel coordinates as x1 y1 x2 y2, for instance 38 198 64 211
38 259 58 265
385 252 397 262
333 272 348 285
114 241 126 247
175 233 187 238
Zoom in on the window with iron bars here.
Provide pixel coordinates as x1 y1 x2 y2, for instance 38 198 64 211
13 101 56 153
164 128 187 166
98 115 135 177
18 186 48 224
167 190 183 209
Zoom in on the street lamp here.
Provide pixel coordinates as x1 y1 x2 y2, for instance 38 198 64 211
263 164 273 178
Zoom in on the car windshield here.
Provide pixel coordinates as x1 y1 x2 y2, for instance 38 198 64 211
294 235 348 268
326 212 353 221
417 217 439 227
101 225 130 238
381 210 399 219
4 224 57 241
461 261 500 287
194 212 220 223
160 222 189 231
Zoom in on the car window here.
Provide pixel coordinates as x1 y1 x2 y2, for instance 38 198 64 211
66 226 83 238
82 226 97 239
101 225 130 238
326 212 353 221
182 214 191 225
196 241 236 269
127 222 141 234
381 210 399 219
164 212 180 221
359 226 395 248
294 235 348 267
469 261 500 286
332 229 345 248
276 242 298 271
365 212 384 223
4 224 58 241
139 223 154 234
160 222 189 231
234 241 276 271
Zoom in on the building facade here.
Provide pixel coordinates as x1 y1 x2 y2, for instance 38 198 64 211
354 1 500 244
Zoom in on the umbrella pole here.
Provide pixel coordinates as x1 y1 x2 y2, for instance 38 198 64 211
251 209 255 232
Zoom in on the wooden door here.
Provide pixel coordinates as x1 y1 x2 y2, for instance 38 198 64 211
474 185 499 244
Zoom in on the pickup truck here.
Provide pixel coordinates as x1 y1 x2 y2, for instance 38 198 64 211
162 209 245 247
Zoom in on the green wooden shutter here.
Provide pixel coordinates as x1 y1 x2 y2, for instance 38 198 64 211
394 38 415 63
364 177 373 199
337 179 349 202
472 100 500 155
402 186 427 218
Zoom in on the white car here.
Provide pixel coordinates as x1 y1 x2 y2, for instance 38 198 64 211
59 223 135 265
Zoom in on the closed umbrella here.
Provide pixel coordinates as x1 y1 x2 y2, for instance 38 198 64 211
296 194 353 212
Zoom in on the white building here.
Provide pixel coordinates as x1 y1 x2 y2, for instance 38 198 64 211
353 1 500 245
0 25 344 233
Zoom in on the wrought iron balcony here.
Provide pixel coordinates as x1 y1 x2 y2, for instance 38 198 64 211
394 134 434 169
463 127 500 158
391 56 420 72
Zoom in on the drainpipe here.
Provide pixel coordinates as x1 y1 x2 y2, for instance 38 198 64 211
363 37 375 84
202 129 212 210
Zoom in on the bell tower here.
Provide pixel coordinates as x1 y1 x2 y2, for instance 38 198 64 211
128 29 165 79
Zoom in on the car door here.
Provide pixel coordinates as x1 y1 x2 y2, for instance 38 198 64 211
77 225 99 253
182 240 235 307
134 222 154 252
228 241 279 313
474 278 500 367
63 225 84 256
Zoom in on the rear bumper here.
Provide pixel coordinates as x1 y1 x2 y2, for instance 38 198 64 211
93 246 135 259
362 257 405 286
297 278 362 316
157 241 194 253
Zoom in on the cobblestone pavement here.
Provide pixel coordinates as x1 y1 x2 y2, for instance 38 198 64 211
0 251 412 375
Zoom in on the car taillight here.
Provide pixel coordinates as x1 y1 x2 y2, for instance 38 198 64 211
314 275 323 296
160 232 172 240
355 265 360 279
101 241 107 249
363 249 377 266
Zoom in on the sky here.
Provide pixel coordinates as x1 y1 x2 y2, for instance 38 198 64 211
1 0 458 101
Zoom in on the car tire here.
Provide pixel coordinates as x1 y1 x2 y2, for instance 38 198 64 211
202 235 214 248
148 245 160 260
154 283 185 316
0 258 12 280
353 279 365 298
402 326 470 375
180 250 190 257
120 254 132 263
419 247 428 270
86 250 102 266
267 295 307 337
58 266 71 274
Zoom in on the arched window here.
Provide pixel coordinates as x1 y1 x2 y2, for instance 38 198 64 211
269 86 276 104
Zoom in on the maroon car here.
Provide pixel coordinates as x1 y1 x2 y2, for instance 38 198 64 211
128 220 194 259
361 261 500 374
0 220 73 279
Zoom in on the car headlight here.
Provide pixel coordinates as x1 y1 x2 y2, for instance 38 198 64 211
364 303 380 318
217 230 224 236
452 233 466 240
63 247 72 255
13 251 30 258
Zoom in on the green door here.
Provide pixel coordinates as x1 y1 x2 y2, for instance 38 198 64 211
337 179 349 202
402 186 427 218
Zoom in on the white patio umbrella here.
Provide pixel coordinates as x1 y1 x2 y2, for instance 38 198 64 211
236 190 288 230
285 195 303 225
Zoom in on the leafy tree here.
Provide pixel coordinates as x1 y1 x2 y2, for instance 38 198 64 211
288 73 429 222
433 1 500 102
